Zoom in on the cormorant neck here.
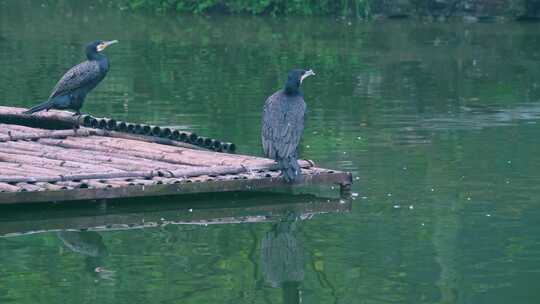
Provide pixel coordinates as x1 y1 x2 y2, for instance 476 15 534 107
284 79 301 96
86 51 105 61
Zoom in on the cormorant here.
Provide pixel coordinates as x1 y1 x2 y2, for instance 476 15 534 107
261 69 315 182
24 40 118 115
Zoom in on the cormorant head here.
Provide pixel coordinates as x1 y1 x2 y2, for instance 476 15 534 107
284 69 315 95
86 40 118 59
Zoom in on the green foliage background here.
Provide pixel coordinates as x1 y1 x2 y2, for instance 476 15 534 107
113 0 370 17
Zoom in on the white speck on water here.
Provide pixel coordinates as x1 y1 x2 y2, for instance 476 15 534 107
506 180 510 184
306 145 310 148
189 208 193 212
331 186 335 190
402 166 407 170
343 151 347 154
507 160 512 164
357 136 362 140
467 197 472 201
486 214 491 217
339 199 346 204
361 196 368 200
160 218 165 221
387 193 392 197
351 192 359 197
421 223 425 226
355 176 360 180
409 205 414 210
430 188 435 192
393 204 400 209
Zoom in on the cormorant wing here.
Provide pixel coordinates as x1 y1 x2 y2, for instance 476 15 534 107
48 60 101 100
262 91 306 159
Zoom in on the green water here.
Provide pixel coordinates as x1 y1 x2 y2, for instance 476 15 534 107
2 1 540 303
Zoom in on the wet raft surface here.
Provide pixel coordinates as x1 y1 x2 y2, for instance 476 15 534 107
0 120 352 204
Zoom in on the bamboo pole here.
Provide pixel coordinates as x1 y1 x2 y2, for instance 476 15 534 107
90 129 207 151
0 150 126 174
0 106 85 129
0 160 314 183
1 106 235 154
1 140 195 171
0 129 92 142
0 182 20 192
16 183 43 192
73 136 265 167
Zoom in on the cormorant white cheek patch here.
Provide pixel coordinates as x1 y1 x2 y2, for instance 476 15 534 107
300 70 315 83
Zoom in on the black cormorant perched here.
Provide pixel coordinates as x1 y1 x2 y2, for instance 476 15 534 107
24 40 118 115
262 69 315 182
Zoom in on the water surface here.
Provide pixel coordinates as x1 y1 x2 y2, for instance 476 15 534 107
1 1 540 303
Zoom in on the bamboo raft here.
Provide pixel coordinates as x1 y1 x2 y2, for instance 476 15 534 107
0 106 352 204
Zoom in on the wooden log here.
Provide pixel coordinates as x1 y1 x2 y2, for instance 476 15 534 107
0 143 164 172
0 106 85 129
1 141 194 172
85 180 112 189
0 161 74 175
0 124 45 134
0 107 234 153
0 182 20 192
16 183 43 192
89 129 207 151
38 136 312 169
0 160 314 183
0 150 124 174
62 135 261 165
35 182 65 191
37 137 216 167
53 181 87 189
0 129 92 142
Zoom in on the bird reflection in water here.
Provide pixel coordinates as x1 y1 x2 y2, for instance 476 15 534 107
261 212 304 304
57 231 115 281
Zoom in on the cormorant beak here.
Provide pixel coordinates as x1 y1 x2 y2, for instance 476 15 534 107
300 69 315 83
97 40 119 52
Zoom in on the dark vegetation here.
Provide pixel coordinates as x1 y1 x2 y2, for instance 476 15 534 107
109 0 540 20
113 0 371 17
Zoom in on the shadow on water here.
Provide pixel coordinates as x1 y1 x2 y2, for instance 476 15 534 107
0 192 352 237
0 192 350 299
262 212 304 304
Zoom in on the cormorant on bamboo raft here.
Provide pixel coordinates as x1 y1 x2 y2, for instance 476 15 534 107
24 40 118 116
0 106 352 205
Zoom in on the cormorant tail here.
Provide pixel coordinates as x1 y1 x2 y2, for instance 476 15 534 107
23 100 53 114
278 156 301 183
